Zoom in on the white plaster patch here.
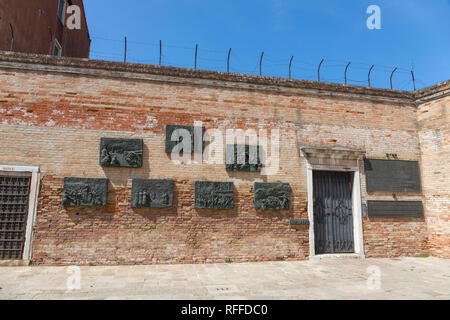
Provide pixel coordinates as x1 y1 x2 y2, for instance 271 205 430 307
52 109 64 115
45 119 56 127
433 130 442 150
18 107 33 118
133 115 158 130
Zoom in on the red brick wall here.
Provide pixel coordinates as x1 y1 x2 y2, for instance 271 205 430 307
0 53 445 265
0 0 90 58
362 217 429 257
417 87 450 258
33 176 309 265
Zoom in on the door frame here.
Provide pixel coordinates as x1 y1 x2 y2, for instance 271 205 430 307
306 163 365 259
0 165 40 262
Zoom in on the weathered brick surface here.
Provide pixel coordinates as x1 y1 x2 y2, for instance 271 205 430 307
362 216 429 257
32 175 309 265
417 87 449 258
0 53 447 264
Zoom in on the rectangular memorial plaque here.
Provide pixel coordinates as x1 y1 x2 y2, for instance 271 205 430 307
226 144 262 172
62 178 108 207
289 219 310 225
165 125 205 153
99 138 143 168
364 159 421 192
131 179 173 208
254 182 290 210
194 181 234 209
367 201 424 217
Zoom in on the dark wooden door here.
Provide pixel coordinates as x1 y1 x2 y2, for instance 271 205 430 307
313 171 354 254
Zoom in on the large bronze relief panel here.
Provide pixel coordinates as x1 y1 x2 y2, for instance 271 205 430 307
254 182 290 210
99 138 143 168
194 181 234 209
62 178 108 207
131 179 174 208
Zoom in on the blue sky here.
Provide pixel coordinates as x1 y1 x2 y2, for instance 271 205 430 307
84 0 450 90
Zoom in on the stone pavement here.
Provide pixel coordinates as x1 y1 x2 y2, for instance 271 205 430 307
0 257 448 300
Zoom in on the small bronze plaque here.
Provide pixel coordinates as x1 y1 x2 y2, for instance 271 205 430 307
165 125 205 153
226 144 262 172
131 179 173 208
99 138 143 168
62 178 108 207
367 201 424 217
194 181 234 209
364 159 421 192
254 182 290 210
289 219 309 225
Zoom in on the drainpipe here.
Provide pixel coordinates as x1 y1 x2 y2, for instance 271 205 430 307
48 27 53 55
9 24 14 51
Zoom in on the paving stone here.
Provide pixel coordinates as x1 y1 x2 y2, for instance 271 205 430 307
0 258 448 300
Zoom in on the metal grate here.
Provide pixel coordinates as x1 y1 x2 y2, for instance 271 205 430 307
0 175 31 260
313 171 354 254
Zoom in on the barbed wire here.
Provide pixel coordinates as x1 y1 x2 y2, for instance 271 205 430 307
89 35 424 91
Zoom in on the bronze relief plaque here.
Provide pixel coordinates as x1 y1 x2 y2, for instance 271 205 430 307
99 138 143 168
194 181 234 209
254 182 290 210
62 177 108 207
226 144 262 172
131 179 173 208
165 125 205 153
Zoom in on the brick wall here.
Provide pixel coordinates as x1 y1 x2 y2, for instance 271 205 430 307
417 84 450 258
0 1 90 58
0 53 446 265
